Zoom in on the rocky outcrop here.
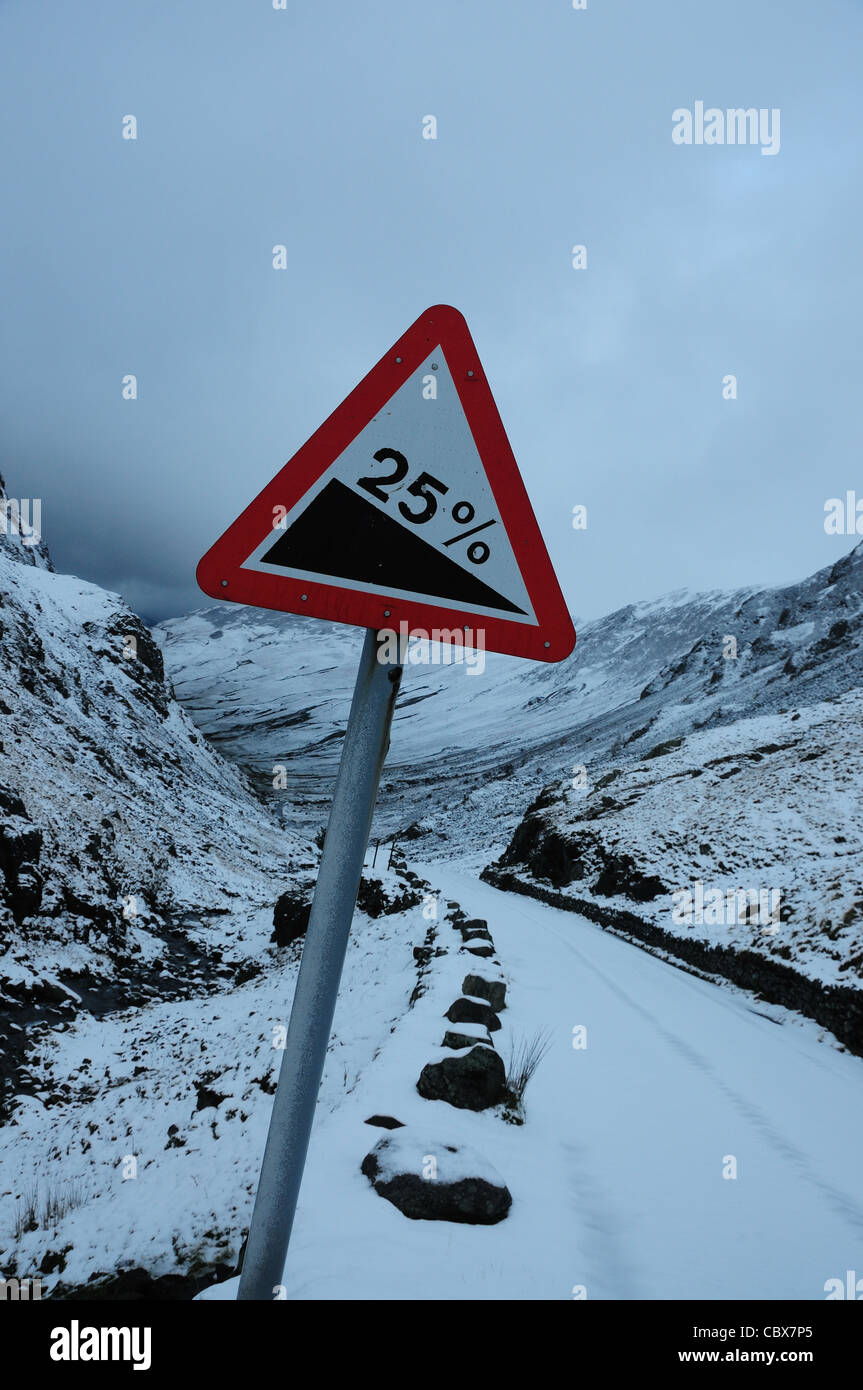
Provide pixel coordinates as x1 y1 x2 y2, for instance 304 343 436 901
0 786 44 924
496 815 665 900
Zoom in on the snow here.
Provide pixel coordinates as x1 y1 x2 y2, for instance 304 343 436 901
511 693 863 987
0 886 425 1291
0 545 312 1019
157 543 863 884
191 862 863 1300
441 1021 490 1040
4 521 863 1300
364 1128 508 1188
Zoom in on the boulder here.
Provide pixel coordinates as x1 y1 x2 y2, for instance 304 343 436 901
357 876 423 918
462 973 506 1013
7 861 43 923
417 1045 506 1110
460 942 494 958
364 1115 404 1129
271 890 311 947
461 926 493 943
445 996 501 1032
0 794 44 924
362 1129 511 1224
0 815 42 881
442 1028 493 1050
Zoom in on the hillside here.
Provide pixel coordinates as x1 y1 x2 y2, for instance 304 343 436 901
157 540 863 874
0 474 311 1167
4 491 862 1300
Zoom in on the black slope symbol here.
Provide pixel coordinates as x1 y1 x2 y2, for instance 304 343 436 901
260 478 526 615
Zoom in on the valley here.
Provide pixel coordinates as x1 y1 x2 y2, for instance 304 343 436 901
2 493 862 1299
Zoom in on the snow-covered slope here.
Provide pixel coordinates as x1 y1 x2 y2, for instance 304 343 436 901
479 546 863 1023
157 541 863 1030
0 859 432 1296
486 692 863 1001
155 588 757 842
157 541 863 857
0 509 312 1123
0 470 52 573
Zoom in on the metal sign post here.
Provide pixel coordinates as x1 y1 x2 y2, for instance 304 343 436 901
237 628 403 1300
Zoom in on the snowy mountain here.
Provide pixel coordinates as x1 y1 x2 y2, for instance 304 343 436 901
0 481 313 1126
486 691 863 1044
0 470 52 573
4 492 863 1301
155 588 759 843
157 542 863 1041
0 479 444 1297
157 541 863 861
481 543 863 1045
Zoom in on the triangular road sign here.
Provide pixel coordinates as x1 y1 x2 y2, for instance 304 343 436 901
196 305 576 662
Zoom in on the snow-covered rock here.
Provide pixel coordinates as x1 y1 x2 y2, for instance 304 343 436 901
445 997 502 1032
361 1128 512 1224
416 1044 507 1111
0 471 52 572
461 973 506 1013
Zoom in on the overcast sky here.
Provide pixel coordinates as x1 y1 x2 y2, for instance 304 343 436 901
2 0 861 625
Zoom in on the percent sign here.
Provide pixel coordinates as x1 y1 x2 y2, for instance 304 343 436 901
442 501 497 564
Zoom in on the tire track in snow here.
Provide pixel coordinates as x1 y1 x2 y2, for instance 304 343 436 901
478 878 863 1242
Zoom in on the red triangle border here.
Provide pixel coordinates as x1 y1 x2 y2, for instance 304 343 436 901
196 304 576 663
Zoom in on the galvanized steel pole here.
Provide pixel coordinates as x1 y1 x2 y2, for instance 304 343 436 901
237 628 403 1300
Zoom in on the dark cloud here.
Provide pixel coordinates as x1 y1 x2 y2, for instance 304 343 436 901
2 0 861 624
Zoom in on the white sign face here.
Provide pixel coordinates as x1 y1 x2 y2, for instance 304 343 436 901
241 348 538 625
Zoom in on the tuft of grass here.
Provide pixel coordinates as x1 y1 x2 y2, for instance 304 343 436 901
505 1029 553 1108
13 1180 85 1239
41 1180 85 1229
14 1182 40 1240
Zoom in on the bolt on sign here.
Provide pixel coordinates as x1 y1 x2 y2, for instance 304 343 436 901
197 304 575 662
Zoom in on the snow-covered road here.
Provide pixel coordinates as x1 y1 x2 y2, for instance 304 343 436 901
206 864 863 1301
432 870 863 1299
